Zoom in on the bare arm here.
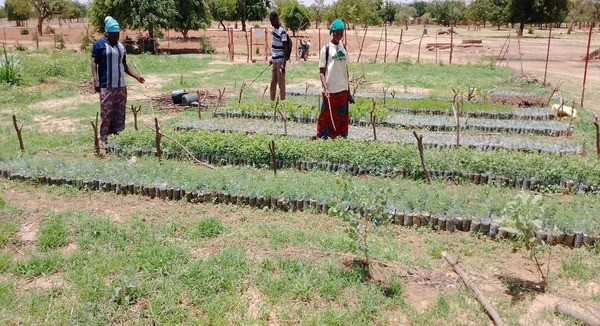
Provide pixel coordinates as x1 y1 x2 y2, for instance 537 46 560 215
91 57 100 93
320 67 328 97
124 64 145 84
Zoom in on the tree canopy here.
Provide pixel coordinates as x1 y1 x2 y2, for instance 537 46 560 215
280 0 311 36
173 0 212 38
5 0 31 26
236 0 270 31
508 0 569 35
30 0 69 35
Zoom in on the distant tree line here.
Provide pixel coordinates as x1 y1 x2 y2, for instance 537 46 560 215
2 0 599 40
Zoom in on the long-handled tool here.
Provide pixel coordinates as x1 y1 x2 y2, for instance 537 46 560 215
248 63 272 88
325 93 337 132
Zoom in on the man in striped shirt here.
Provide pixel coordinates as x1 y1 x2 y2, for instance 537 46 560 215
269 11 288 102
91 16 145 148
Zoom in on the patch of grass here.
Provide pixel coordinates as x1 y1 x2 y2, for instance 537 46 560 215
0 250 11 273
0 280 16 311
0 219 18 248
189 216 224 238
38 213 69 249
135 237 189 276
560 248 597 282
14 251 61 277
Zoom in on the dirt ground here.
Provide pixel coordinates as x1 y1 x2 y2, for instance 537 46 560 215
2 18 600 111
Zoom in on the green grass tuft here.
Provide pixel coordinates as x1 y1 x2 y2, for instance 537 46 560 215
38 213 69 250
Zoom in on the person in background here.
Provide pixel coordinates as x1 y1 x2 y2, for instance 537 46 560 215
91 16 145 148
317 19 352 139
268 11 288 104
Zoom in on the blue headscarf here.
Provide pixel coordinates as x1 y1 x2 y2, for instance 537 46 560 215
329 19 344 35
104 16 120 33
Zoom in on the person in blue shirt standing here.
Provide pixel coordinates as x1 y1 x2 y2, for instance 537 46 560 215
91 16 145 148
268 11 288 103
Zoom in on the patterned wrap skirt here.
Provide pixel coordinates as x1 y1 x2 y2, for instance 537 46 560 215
317 90 349 139
99 87 127 142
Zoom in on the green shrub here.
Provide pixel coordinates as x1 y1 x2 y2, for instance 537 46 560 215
199 35 215 54
191 216 224 238
14 43 27 51
79 31 94 52
0 46 22 85
53 34 65 50
20 28 29 35
44 61 66 77
527 26 534 35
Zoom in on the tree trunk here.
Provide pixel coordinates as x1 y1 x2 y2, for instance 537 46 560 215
37 16 45 36
518 22 525 37
241 19 246 31
219 20 226 31
182 30 189 38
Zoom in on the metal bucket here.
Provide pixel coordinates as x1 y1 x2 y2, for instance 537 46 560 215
171 89 187 104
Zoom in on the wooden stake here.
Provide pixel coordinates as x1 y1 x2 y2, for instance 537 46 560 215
412 131 431 185
245 30 249 63
12 114 25 152
395 29 403 63
516 33 523 75
356 27 368 63
90 113 99 156
197 90 208 119
154 117 162 160
543 26 552 86
451 89 460 147
275 100 288 136
417 28 425 63
383 21 387 64
449 27 454 65
594 115 600 156
374 24 384 63
442 252 505 326
370 98 377 141
269 139 277 175
581 23 594 107
131 105 141 131
238 82 246 104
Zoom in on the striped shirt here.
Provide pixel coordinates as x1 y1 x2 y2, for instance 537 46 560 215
92 37 127 88
271 25 288 63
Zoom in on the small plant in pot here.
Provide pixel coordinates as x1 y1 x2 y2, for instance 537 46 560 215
329 178 394 277
498 192 551 292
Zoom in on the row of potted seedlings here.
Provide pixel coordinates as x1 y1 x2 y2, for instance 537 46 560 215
1 168 596 249
106 145 598 193
211 110 571 137
173 122 579 155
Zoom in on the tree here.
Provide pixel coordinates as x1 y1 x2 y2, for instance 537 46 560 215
236 0 269 31
466 0 493 24
59 0 86 22
30 0 69 35
410 0 428 17
280 1 311 37
395 5 417 29
508 0 568 36
309 0 326 28
0 6 8 19
5 0 31 27
426 0 466 26
172 0 212 38
567 0 590 33
208 0 237 31
88 0 177 39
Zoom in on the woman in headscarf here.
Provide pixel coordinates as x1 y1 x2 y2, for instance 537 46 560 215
91 16 145 148
317 18 353 139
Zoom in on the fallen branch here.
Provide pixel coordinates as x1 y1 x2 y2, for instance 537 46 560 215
442 252 505 326
412 131 432 185
12 114 25 152
147 125 215 170
555 304 600 326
